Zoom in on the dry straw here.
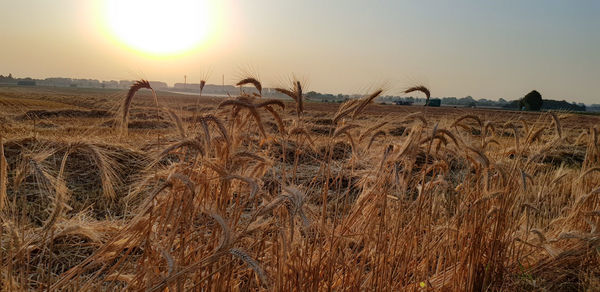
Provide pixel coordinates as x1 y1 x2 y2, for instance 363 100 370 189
0 136 7 211
4 76 600 291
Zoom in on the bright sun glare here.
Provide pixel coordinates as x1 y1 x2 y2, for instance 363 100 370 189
104 0 213 56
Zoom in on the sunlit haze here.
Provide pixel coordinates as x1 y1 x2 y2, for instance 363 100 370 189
103 0 215 55
1 0 598 103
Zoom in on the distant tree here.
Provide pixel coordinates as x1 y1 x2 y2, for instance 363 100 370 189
520 90 543 111
8 73 13 79
459 96 475 104
443 97 458 104
540 99 585 111
305 91 319 99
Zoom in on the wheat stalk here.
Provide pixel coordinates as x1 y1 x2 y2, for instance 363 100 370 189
549 112 562 139
275 80 304 118
351 89 383 119
41 150 70 232
237 77 262 96
404 85 431 105
367 130 387 149
452 114 483 129
359 121 388 142
402 112 428 126
0 136 7 211
165 108 186 138
121 80 153 135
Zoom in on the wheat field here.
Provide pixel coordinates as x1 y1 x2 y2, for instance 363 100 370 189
1 81 599 291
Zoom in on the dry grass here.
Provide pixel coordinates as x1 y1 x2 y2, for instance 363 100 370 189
0 83 599 291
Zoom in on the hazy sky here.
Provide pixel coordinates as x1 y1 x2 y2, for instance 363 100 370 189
1 0 599 103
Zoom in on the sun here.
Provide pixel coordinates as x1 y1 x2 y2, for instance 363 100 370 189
103 0 214 56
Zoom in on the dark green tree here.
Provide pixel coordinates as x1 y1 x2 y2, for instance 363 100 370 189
520 90 543 111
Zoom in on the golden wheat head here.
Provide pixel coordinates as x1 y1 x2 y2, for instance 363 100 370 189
237 77 262 95
121 79 153 134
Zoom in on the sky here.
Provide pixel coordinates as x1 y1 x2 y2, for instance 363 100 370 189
1 0 599 103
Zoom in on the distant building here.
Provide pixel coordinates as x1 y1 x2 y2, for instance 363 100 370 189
149 81 168 90
428 99 441 107
70 79 100 88
119 80 133 89
102 80 119 89
41 77 72 87
174 83 239 95
174 82 203 91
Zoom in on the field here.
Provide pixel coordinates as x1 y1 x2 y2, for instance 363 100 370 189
1 83 599 291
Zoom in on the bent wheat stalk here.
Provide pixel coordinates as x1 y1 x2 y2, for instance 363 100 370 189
404 85 431 106
121 80 154 135
237 77 262 96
